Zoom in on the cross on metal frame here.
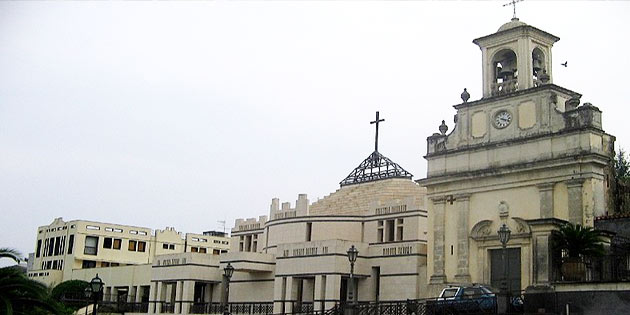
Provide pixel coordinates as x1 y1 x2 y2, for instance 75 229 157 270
370 111 385 152
503 0 523 19
446 195 456 205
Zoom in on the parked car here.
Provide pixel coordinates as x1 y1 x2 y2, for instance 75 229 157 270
426 284 497 315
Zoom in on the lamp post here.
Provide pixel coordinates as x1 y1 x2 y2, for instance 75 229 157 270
497 224 511 313
347 245 359 315
223 263 235 315
88 274 104 315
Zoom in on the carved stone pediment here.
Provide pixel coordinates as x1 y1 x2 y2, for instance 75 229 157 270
512 217 531 235
471 220 493 240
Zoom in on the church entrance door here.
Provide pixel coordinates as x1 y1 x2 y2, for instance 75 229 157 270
490 248 521 294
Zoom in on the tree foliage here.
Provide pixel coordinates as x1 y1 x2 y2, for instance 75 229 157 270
554 223 605 258
615 149 630 182
0 248 22 263
50 279 91 312
0 266 68 315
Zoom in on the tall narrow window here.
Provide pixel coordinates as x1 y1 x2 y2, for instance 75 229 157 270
306 223 312 242
128 240 137 251
253 234 258 252
386 220 395 242
84 236 98 255
68 235 74 254
396 219 404 241
36 240 42 258
113 239 122 250
54 236 61 255
377 221 384 243
48 238 55 256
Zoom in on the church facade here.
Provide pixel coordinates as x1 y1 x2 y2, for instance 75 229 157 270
418 18 616 293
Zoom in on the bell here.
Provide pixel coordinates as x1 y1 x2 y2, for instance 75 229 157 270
498 58 516 77
533 57 544 73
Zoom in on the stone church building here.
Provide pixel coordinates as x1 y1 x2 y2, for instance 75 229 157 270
418 17 615 294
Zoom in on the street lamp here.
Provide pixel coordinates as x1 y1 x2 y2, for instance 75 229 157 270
88 274 104 315
347 245 359 314
497 224 511 312
223 263 235 315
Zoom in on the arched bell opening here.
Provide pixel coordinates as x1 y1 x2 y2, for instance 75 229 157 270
532 48 549 86
491 49 518 96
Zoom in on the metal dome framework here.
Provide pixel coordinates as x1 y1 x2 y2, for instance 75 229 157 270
339 151 413 187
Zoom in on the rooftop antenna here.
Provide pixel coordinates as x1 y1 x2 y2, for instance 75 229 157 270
217 220 226 234
503 0 523 19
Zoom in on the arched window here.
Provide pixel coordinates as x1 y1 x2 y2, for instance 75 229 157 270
532 48 547 86
491 49 518 95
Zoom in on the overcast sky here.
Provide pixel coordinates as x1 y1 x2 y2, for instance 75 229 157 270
1 1 629 266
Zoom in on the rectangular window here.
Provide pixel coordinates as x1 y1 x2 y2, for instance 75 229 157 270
43 239 48 257
82 260 96 268
377 220 384 243
113 228 123 233
36 240 42 258
54 236 61 255
111 262 119 267
213 249 220 255
52 260 58 269
48 237 55 256
113 239 122 250
169 244 175 250
137 241 146 252
103 237 113 249
68 235 74 254
84 236 98 255
138 231 147 236
130 230 138 235
60 236 66 255
163 243 169 249
191 247 198 253
105 227 114 232
199 248 206 253
386 220 395 242
101 262 110 267
86 225 100 230
128 240 137 251
306 222 312 242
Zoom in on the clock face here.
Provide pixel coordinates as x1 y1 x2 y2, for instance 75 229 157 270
494 110 512 128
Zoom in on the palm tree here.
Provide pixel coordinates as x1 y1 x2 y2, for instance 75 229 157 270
0 248 67 314
555 223 605 258
0 248 22 263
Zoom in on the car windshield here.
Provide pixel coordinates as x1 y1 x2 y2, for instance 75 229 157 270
441 288 458 298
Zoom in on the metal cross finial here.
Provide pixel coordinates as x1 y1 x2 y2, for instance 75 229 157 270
503 0 523 19
370 111 385 152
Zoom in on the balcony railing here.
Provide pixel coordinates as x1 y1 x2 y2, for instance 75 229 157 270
491 79 518 96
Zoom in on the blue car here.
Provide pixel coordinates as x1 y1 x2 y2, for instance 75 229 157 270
426 284 497 315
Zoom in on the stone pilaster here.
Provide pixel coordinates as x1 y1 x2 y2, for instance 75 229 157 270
430 196 447 284
324 275 341 310
533 233 552 285
454 194 472 283
567 179 585 225
313 275 325 312
273 277 285 315
537 183 555 218
180 280 194 314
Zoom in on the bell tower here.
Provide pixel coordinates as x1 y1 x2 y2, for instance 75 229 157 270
473 18 559 98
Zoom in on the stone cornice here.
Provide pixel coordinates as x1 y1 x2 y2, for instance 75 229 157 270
418 153 610 187
424 126 609 159
452 84 579 110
